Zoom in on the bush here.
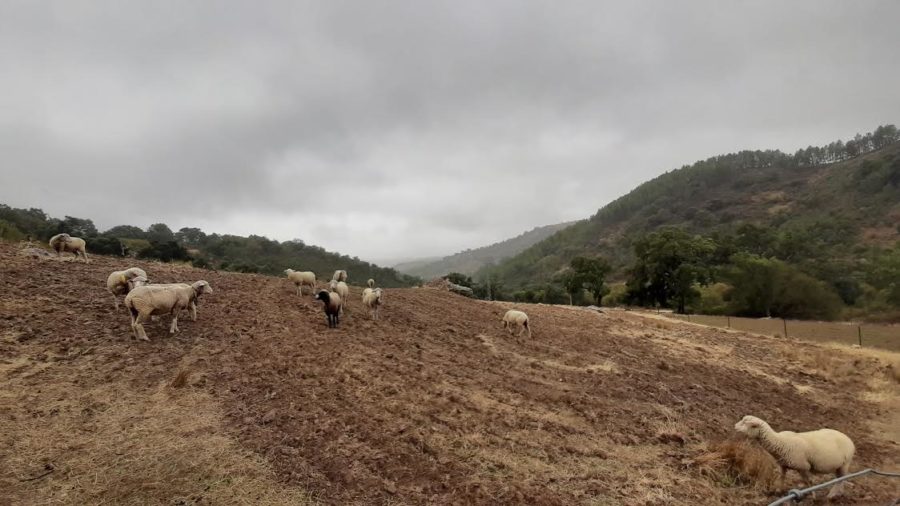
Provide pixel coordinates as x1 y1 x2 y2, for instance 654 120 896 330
138 241 190 263
87 236 125 256
601 283 628 306
688 283 730 315
0 219 25 241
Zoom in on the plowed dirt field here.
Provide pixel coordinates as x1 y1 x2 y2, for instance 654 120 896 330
1 243 897 505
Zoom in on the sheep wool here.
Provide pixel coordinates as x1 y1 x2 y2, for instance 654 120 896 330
49 233 89 262
362 287 383 320
367 279 375 288
502 309 531 339
284 269 316 296
734 415 854 496
329 280 350 312
332 270 348 283
106 267 149 310
125 280 213 341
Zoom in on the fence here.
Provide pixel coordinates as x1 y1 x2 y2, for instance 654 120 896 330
664 313 900 352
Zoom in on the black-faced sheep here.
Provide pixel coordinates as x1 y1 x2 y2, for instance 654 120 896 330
734 415 855 497
49 233 88 262
315 290 342 328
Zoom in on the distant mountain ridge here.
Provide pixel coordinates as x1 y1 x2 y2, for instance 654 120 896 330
484 125 900 289
394 222 577 279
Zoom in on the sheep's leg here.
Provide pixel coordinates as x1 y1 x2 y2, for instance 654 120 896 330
190 301 197 321
170 314 179 334
113 294 120 311
134 314 150 341
827 465 849 498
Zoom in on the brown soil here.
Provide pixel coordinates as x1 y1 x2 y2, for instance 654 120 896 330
1 242 898 505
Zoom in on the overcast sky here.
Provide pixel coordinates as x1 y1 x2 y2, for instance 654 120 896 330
1 1 898 264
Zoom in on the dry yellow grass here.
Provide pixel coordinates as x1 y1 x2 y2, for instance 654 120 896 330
0 379 314 506
694 440 779 490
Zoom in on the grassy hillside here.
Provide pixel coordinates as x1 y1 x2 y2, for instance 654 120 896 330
396 221 576 279
486 134 900 290
2 242 898 504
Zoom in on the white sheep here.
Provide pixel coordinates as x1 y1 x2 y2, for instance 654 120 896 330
362 287 383 320
329 280 350 312
49 233 89 262
332 270 348 282
315 289 342 328
124 280 213 341
106 267 149 310
502 309 531 339
367 278 375 288
284 269 316 296
734 415 855 497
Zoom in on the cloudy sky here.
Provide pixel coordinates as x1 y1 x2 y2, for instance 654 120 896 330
1 1 898 264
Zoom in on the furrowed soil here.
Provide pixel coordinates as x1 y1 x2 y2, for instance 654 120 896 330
1 242 898 505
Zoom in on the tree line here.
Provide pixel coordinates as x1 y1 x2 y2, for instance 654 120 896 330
0 205 419 287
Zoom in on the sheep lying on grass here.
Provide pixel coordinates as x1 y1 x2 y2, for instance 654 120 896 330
284 269 316 296
316 290 342 328
125 281 213 341
734 415 855 498
106 267 148 310
49 233 88 262
329 280 350 312
502 309 531 339
332 270 347 282
362 287 383 320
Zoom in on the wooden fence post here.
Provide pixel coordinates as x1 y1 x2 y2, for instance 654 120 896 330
858 326 862 347
783 319 788 338
727 316 731 328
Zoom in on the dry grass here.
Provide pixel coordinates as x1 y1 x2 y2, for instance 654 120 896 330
1 382 314 506
694 440 779 490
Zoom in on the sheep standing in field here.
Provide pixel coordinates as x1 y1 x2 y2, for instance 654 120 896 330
734 415 855 497
332 270 348 283
329 280 350 313
367 278 375 288
146 281 212 322
315 289 342 328
49 233 89 262
362 287 383 320
106 267 149 310
124 281 213 341
284 269 316 296
502 309 531 339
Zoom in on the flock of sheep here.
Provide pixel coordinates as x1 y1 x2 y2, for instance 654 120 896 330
54 233 860 498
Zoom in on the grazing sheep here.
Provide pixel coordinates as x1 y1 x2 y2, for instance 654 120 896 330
148 281 212 322
734 415 855 497
284 269 316 296
329 280 350 312
367 278 375 288
502 309 531 339
315 290 342 328
362 287 383 320
332 270 348 282
49 233 89 262
125 281 213 341
106 267 148 310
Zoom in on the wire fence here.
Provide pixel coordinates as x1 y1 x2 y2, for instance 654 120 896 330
662 313 900 352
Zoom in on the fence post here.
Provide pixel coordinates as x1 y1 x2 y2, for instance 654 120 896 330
858 326 862 347
783 319 788 338
727 316 731 328
687 314 691 322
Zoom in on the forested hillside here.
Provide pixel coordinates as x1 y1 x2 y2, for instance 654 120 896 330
395 221 576 279
0 206 418 287
482 125 900 319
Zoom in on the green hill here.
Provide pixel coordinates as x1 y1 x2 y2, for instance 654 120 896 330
484 126 900 291
395 222 576 279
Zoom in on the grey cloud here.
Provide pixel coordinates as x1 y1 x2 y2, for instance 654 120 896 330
1 1 899 263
